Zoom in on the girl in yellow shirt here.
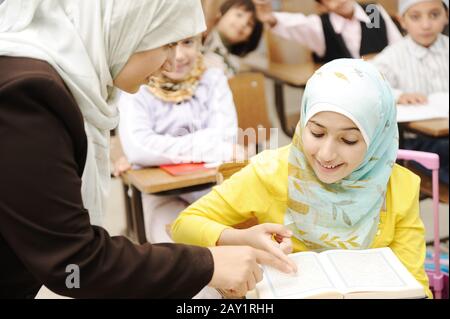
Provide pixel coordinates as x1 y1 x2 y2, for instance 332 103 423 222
172 58 432 298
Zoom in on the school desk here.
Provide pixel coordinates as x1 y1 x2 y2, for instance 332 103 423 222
406 119 449 138
242 55 321 137
121 167 217 244
399 118 449 151
399 118 449 204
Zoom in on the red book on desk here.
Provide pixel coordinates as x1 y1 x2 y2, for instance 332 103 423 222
159 163 208 176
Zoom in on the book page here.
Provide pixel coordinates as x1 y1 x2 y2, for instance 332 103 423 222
396 92 449 123
254 252 341 299
319 248 425 298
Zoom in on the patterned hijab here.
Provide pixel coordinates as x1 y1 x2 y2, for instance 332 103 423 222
147 55 206 103
286 59 399 251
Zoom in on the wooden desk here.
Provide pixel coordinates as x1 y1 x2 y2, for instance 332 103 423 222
242 55 321 137
399 118 448 204
399 118 449 150
125 167 217 194
121 167 217 244
406 118 449 138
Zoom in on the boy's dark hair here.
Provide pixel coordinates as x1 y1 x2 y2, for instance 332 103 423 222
219 0 263 57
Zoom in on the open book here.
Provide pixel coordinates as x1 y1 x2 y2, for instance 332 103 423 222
247 247 425 299
396 92 449 123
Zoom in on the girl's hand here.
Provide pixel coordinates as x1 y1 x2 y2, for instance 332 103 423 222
397 93 428 105
218 223 297 273
252 0 278 27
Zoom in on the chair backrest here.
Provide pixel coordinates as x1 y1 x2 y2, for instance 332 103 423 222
228 72 272 147
397 149 440 170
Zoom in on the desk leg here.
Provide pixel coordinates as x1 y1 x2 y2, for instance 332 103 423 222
274 82 292 137
122 182 134 239
130 186 147 244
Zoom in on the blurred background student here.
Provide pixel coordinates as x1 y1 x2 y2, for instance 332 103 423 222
372 0 449 185
253 0 403 62
118 35 239 243
202 0 264 77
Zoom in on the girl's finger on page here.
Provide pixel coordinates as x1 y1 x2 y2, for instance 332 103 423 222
279 237 293 254
266 242 297 273
254 248 293 273
247 272 256 291
253 265 263 283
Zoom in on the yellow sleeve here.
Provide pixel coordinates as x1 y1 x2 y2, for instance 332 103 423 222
389 174 433 299
171 163 273 247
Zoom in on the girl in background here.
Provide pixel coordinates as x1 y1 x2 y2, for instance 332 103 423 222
203 0 264 77
118 35 239 243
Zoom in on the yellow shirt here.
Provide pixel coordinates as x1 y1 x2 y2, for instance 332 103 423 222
172 145 432 298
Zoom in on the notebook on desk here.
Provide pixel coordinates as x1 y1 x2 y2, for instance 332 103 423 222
397 92 449 123
246 247 425 299
159 163 208 176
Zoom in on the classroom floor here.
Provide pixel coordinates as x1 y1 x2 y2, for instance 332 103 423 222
36 75 449 299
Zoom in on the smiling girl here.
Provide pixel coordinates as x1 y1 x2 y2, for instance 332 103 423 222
118 35 238 244
171 58 433 298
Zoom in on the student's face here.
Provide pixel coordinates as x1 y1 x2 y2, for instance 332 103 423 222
319 0 355 18
161 37 201 81
217 6 255 44
400 1 449 48
302 111 367 184
113 45 175 93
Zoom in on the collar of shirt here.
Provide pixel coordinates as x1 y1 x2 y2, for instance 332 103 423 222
329 3 371 34
406 34 447 59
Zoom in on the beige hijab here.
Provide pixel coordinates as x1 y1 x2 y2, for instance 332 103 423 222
0 0 206 225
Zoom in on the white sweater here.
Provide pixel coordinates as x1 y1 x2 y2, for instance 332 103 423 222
118 68 238 168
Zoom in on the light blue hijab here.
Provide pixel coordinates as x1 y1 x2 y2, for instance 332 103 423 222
286 59 399 251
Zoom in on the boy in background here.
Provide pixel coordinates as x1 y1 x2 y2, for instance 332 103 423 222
372 0 449 184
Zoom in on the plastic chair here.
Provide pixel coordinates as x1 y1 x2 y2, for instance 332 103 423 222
397 149 447 299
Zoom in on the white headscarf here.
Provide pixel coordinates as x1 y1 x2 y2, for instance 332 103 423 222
399 0 449 15
0 0 206 225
